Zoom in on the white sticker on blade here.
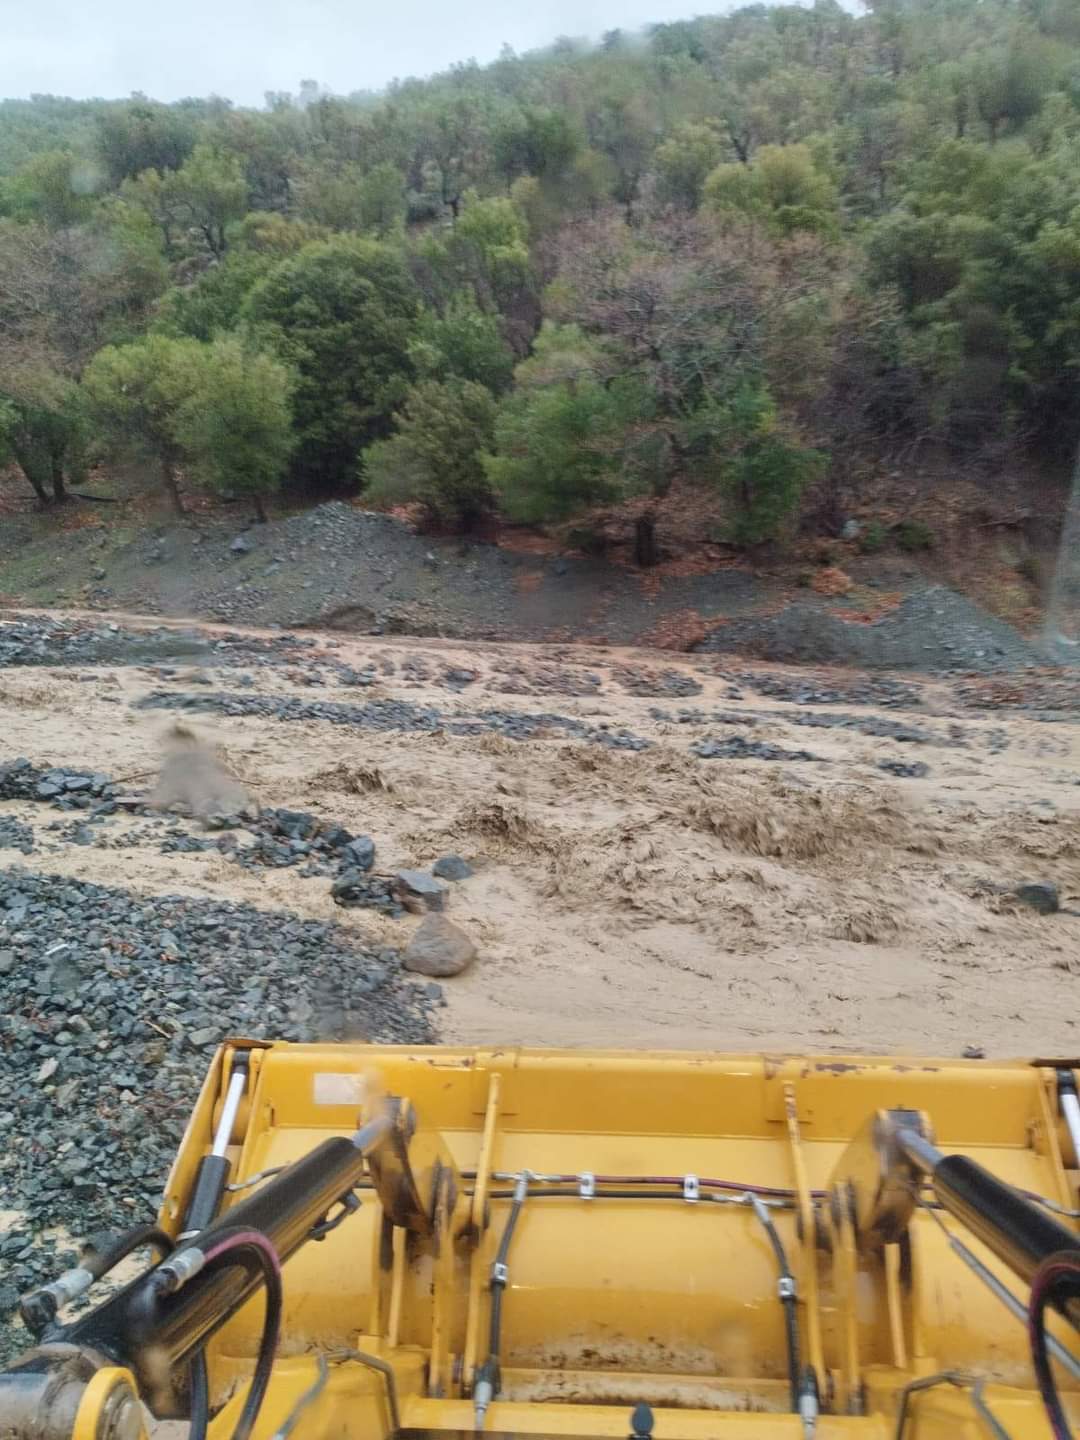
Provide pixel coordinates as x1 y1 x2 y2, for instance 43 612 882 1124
314 1073 367 1105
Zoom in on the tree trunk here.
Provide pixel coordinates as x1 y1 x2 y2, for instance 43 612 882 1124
634 512 660 569
10 439 51 506
161 456 185 515
16 463 50 507
50 459 67 504
253 492 268 524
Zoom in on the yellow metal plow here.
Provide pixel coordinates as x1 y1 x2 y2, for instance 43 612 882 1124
4 1046 1080 1440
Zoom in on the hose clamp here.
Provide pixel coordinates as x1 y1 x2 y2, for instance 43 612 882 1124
491 1261 509 1289
579 1172 595 1199
778 1275 797 1301
683 1174 700 1203
155 1246 206 1294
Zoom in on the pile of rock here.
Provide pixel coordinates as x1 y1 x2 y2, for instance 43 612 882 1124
691 735 821 763
0 759 126 813
0 868 434 1354
137 690 652 750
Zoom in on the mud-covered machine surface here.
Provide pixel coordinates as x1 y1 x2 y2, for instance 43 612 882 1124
4 1045 1080 1440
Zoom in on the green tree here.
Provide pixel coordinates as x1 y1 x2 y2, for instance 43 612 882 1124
706 383 825 544
243 235 419 487
363 378 497 527
0 209 166 375
175 337 296 522
155 250 277 341
415 93 496 221
0 372 88 506
82 334 206 512
653 123 726 210
292 160 367 231
165 143 248 256
408 292 514 393
120 144 247 257
421 195 531 313
493 106 581 186
94 99 197 186
6 150 97 228
358 163 407 236
705 144 839 235
483 323 650 523
972 34 1058 141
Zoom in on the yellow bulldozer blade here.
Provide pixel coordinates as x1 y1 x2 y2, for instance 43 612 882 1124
134 1043 1078 1440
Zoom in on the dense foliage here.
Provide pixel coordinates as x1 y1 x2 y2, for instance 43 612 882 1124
2 0 1080 546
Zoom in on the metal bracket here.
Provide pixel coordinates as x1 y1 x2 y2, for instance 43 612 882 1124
309 1189 361 1241
490 1261 509 1289
579 1172 595 1199
778 1275 797 1301
683 1174 700 1203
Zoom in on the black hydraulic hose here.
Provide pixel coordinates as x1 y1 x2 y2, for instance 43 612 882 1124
479 1185 805 1411
151 1230 282 1440
19 1223 175 1335
227 1246 280 1440
488 1180 527 1357
749 1194 801 1413
474 1173 530 1429
87 1225 175 1280
189 1352 210 1440
1029 1250 1080 1440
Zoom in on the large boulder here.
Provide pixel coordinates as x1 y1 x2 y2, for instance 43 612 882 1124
402 914 477 977
432 854 473 881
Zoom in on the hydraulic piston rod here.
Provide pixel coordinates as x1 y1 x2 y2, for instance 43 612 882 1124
895 1127 1080 1288
46 1116 392 1412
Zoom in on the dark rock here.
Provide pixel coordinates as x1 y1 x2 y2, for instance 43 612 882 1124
342 836 375 871
691 735 820 763
403 914 476 977
270 809 317 840
1014 882 1059 915
432 854 473 881
878 760 931 779
395 869 449 912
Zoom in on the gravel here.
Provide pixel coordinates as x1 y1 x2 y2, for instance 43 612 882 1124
135 691 652 750
690 735 822 762
0 759 126 812
0 618 319 671
0 818 34 855
728 670 927 709
762 711 946 745
613 667 703 698
694 585 1049 673
0 868 433 1355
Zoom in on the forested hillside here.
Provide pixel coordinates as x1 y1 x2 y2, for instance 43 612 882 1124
1 0 1079 556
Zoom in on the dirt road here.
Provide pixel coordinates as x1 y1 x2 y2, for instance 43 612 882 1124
3 612 1079 1056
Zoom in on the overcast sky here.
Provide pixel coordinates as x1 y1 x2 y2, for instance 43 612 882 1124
4 0 738 106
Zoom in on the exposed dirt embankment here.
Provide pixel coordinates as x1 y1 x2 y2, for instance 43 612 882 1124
0 497 1056 670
